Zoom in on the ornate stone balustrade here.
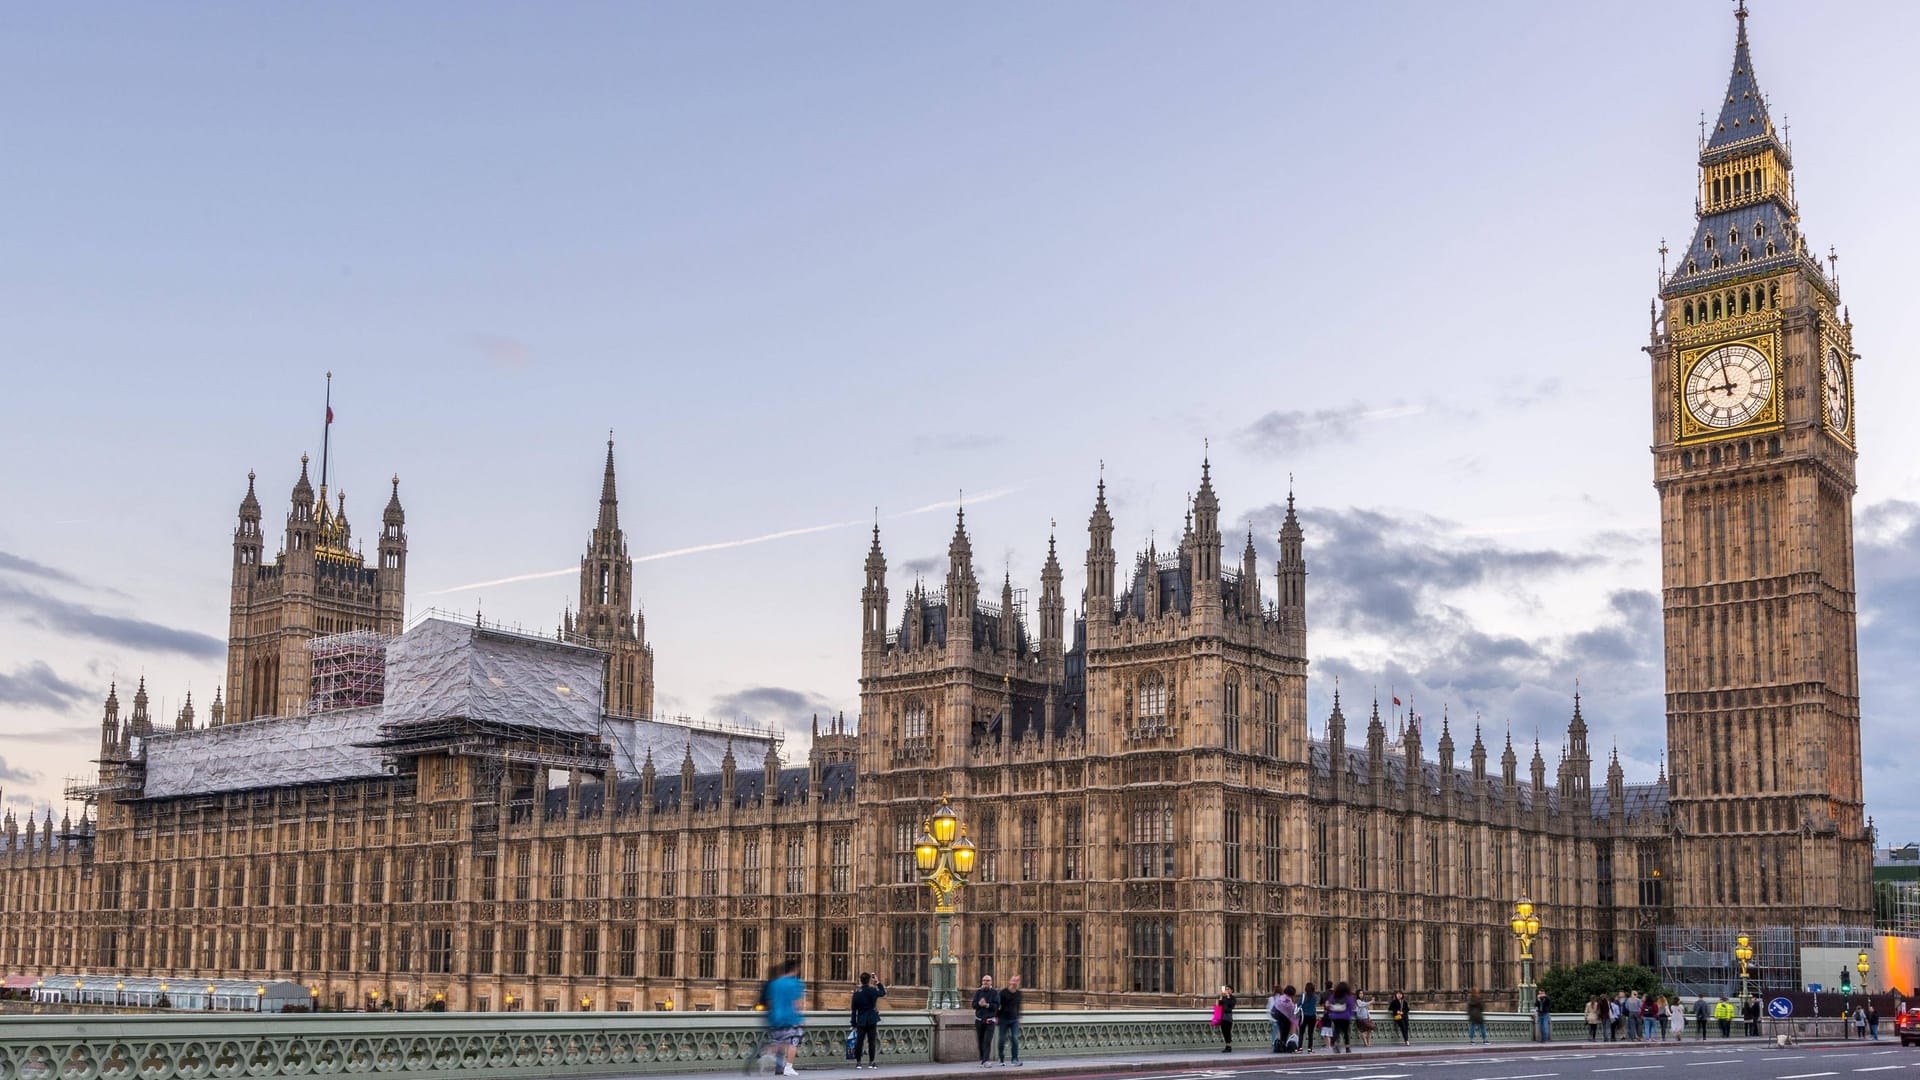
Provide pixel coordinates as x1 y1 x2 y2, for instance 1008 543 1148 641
0 1009 1586 1079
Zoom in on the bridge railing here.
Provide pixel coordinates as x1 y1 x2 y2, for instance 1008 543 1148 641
0 1008 1698 1079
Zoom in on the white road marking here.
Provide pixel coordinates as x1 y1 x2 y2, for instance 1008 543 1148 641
1463 1073 1558 1080
1593 1069 1664 1074
1851 1068 1906 1073
1777 1073 1838 1079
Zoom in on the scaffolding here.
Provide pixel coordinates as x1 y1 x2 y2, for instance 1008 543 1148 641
1658 925 1872 998
308 629 391 713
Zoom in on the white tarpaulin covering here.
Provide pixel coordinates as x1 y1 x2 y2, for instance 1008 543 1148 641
381 618 604 735
602 717 773 776
142 706 387 799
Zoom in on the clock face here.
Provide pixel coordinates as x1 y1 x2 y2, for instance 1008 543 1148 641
1684 343 1774 429
1824 346 1849 432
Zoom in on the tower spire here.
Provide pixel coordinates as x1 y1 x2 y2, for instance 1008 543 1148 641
598 432 620 533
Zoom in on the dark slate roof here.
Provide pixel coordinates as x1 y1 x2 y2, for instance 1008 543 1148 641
775 766 809 805
820 761 856 803
1705 22 1772 153
1662 201 1819 297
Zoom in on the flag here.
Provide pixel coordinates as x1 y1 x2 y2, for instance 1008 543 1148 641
326 405 334 424
1392 696 1401 706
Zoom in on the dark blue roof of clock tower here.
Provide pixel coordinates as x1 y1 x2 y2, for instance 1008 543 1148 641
1659 5 1836 303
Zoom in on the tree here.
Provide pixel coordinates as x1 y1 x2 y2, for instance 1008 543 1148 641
1538 960 1667 1010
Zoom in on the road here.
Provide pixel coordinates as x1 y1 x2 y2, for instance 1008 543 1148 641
1096 1044 1917 1080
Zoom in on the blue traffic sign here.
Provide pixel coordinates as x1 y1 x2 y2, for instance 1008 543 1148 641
1768 997 1794 1018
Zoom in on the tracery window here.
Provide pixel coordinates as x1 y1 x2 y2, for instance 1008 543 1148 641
903 699 930 741
1138 673 1167 731
1129 798 1174 879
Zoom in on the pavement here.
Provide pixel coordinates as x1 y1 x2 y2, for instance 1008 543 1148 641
701 1034 1890 1080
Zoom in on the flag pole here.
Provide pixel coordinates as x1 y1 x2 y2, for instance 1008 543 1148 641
320 371 333 493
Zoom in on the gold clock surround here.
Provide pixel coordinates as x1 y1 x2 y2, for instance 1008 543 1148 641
1673 330 1781 442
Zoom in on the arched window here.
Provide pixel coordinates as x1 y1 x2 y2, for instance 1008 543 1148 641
1712 296 1723 319
1769 282 1779 307
1223 675 1241 751
1138 673 1167 730
903 699 930 741
1684 301 1694 326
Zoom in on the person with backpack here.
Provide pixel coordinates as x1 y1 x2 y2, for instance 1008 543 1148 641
1466 988 1488 1045
1266 985 1297 1053
1322 982 1356 1053
849 972 886 1070
1692 995 1711 1040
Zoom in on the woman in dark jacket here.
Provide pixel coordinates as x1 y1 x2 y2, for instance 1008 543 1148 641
970 976 1001 1066
1215 986 1237 1052
1389 991 1411 1046
849 972 886 1068
1322 982 1355 1053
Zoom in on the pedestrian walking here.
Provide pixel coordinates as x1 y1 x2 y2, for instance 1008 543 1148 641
1323 982 1356 1053
1712 994 1735 1038
1386 992 1408 1045
1692 995 1710 1040
1744 996 1762 1037
1466 988 1488 1045
1212 986 1237 1052
1668 997 1684 1041
1299 984 1319 1054
1867 1000 1880 1041
1609 992 1624 1041
1626 990 1643 1041
1534 989 1552 1042
748 960 806 1076
970 975 1000 1066
1585 996 1601 1041
996 975 1023 1065
849 972 886 1069
1853 1004 1867 1040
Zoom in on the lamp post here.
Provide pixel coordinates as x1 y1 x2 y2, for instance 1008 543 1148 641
1509 897 1542 1018
1734 934 1754 1010
913 794 977 1010
1857 951 1871 995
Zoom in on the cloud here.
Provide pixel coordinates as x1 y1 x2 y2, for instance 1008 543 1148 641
0 724 95 745
0 581 224 660
1854 499 1920 840
0 662 91 710
1236 402 1424 456
471 333 534 370
898 556 943 577
0 551 85 587
1254 505 1606 639
708 686 843 731
0 755 38 784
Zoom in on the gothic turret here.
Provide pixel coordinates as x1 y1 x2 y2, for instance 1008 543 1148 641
1529 737 1548 805
98 683 120 760
175 692 195 733
1086 471 1116 630
233 471 264 584
861 523 888 652
1366 697 1386 783
945 508 977 648
1470 722 1488 786
1438 714 1456 797
1563 690 1592 803
568 437 654 718
1500 729 1518 789
377 475 407 598
1191 457 1221 607
208 688 225 728
1607 745 1626 819
286 454 317 558
1277 490 1306 651
1039 528 1064 667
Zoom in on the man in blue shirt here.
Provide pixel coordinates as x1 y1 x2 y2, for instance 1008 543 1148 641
759 961 806 1075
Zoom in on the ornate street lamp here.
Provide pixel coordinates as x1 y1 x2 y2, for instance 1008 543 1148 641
1509 897 1542 1017
913 793 976 1009
1857 951 1871 994
1734 934 1754 1007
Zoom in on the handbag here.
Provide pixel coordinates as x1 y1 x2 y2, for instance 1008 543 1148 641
1211 1003 1223 1025
844 1028 859 1061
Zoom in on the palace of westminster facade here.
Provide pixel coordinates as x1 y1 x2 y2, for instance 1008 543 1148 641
0 11 1877 1011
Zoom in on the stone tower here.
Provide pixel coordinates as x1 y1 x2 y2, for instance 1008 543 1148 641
564 436 655 718
226 441 408 721
1651 4 1870 927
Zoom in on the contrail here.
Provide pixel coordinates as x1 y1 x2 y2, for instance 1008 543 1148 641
426 485 1022 596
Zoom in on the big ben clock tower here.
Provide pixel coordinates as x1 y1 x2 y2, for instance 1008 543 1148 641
1652 3 1870 929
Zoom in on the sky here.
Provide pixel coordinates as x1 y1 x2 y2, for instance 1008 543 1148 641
3 1 1919 842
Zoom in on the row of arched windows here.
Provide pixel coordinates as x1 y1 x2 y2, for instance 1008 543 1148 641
1681 280 1779 326
1708 165 1768 208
